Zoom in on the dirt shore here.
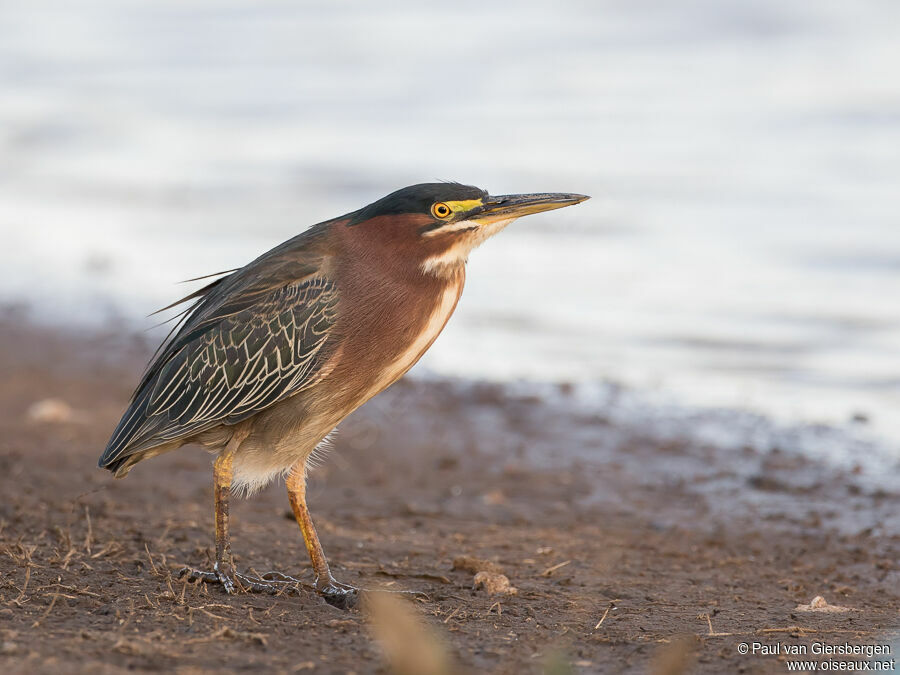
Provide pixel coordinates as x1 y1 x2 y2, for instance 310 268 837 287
0 316 898 674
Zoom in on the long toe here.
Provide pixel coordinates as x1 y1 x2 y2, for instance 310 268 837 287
179 565 237 595
182 565 346 599
256 570 307 585
233 571 305 595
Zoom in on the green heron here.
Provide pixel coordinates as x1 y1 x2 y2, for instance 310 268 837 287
99 183 588 606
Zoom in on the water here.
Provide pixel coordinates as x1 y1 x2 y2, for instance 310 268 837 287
1 1 898 457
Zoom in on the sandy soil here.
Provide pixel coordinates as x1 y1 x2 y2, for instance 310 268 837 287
0 316 898 674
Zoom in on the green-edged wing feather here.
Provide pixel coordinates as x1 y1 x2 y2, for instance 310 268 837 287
100 235 340 472
148 277 337 430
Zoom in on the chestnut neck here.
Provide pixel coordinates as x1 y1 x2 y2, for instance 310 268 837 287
333 213 465 288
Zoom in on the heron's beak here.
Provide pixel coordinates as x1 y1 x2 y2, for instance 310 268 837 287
471 192 590 224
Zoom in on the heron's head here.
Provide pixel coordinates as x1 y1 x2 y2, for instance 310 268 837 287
344 183 589 277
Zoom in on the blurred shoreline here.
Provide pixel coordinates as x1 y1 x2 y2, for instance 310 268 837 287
3 0 899 459
3 301 897 484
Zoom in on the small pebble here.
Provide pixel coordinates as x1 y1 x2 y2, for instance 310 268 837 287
26 398 74 424
795 595 851 613
473 571 517 596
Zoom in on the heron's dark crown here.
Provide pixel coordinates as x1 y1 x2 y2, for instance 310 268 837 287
347 183 487 226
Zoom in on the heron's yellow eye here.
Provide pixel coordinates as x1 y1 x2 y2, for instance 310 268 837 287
431 202 452 219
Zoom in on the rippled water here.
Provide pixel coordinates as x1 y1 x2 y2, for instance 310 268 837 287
1 1 898 454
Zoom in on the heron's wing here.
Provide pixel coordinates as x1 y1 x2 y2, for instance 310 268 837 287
100 274 339 469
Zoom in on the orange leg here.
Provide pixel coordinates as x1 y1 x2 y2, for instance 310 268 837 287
181 449 243 592
182 427 287 595
211 451 236 590
286 464 357 602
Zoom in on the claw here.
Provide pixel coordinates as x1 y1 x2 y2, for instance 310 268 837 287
316 576 360 609
180 561 238 594
315 580 427 609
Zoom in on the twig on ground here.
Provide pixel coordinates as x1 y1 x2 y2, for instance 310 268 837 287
183 626 268 646
540 560 571 577
36 583 101 599
755 626 864 635
12 566 31 606
144 543 160 576
32 591 61 628
90 541 124 559
376 566 451 584
195 606 228 621
59 547 77 571
594 603 614 630
700 613 733 637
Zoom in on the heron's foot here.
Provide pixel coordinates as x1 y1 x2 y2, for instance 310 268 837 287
179 566 424 608
179 561 241 594
315 575 360 609
179 564 304 596
312 576 428 608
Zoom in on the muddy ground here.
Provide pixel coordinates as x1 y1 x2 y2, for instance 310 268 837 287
0 316 898 674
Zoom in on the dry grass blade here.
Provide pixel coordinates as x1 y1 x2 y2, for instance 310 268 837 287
651 635 697 675
442 606 461 624
32 591 61 628
183 626 268 646
593 603 613 630
90 540 125 559
365 591 458 675
83 505 93 555
45 583 102 599
540 560 571 577
12 566 31 606
699 613 732 637
144 543 160 576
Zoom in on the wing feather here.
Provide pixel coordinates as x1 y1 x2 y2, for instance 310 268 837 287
100 274 339 469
